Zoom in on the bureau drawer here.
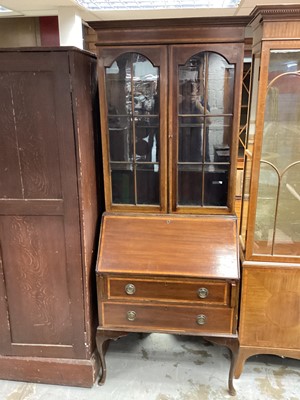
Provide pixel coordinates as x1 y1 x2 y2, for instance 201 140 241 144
107 277 230 305
102 302 235 334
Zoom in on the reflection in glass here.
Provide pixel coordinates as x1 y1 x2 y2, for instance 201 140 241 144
207 53 234 115
254 163 278 254
133 60 159 115
254 50 300 256
111 164 134 204
106 53 159 117
206 116 232 162
177 51 234 208
136 164 159 205
179 116 204 162
135 116 159 162
262 73 300 171
178 164 202 206
178 116 232 163
179 52 205 115
109 116 133 161
204 165 229 206
105 52 160 206
274 163 300 255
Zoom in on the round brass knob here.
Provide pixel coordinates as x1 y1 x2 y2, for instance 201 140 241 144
196 314 207 325
127 311 136 321
197 287 209 299
125 283 136 295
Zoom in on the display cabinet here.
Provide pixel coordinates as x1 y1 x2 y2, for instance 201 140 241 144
235 5 300 378
94 19 247 215
91 17 248 395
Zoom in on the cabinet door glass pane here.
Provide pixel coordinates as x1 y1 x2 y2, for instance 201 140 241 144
105 53 160 205
135 116 159 162
177 51 234 208
178 165 202 206
136 164 160 204
205 116 232 163
204 165 229 206
274 163 300 255
240 53 260 245
207 53 235 115
254 50 300 256
111 164 134 204
108 116 133 162
254 163 278 255
178 116 204 162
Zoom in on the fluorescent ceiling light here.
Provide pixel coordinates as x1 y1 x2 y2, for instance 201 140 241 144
75 0 240 11
0 5 12 12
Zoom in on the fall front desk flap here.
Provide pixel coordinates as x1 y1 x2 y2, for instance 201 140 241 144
97 214 239 280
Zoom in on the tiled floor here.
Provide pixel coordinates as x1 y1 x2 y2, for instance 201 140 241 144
1 333 299 400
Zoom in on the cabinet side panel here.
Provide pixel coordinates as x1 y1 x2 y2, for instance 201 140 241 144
239 266 300 349
69 51 100 354
0 216 73 346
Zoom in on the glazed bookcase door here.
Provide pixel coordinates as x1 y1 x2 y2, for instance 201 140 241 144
98 46 167 213
245 42 300 262
169 44 243 214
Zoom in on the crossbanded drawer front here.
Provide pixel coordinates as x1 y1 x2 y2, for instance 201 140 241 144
107 277 230 305
102 302 234 334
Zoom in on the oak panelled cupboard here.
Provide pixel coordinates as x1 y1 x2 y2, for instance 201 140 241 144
235 5 300 377
0 48 100 387
91 17 248 395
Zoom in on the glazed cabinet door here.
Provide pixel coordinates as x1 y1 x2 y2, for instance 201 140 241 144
98 46 168 213
0 51 86 358
169 44 243 214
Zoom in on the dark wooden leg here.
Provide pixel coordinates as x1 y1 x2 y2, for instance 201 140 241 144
204 336 239 396
96 329 128 385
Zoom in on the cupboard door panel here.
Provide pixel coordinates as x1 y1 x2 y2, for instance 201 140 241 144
0 72 62 200
0 51 88 359
0 216 73 346
0 77 23 199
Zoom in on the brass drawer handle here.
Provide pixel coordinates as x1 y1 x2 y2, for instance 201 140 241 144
196 314 207 325
125 283 136 295
127 311 136 321
197 287 209 299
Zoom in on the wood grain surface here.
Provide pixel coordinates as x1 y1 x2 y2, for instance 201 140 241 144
0 49 100 379
97 214 239 279
102 301 234 334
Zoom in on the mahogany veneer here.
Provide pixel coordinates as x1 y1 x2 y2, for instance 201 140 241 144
96 214 240 395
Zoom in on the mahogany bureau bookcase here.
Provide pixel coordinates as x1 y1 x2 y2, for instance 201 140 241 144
0 48 101 387
90 17 249 395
